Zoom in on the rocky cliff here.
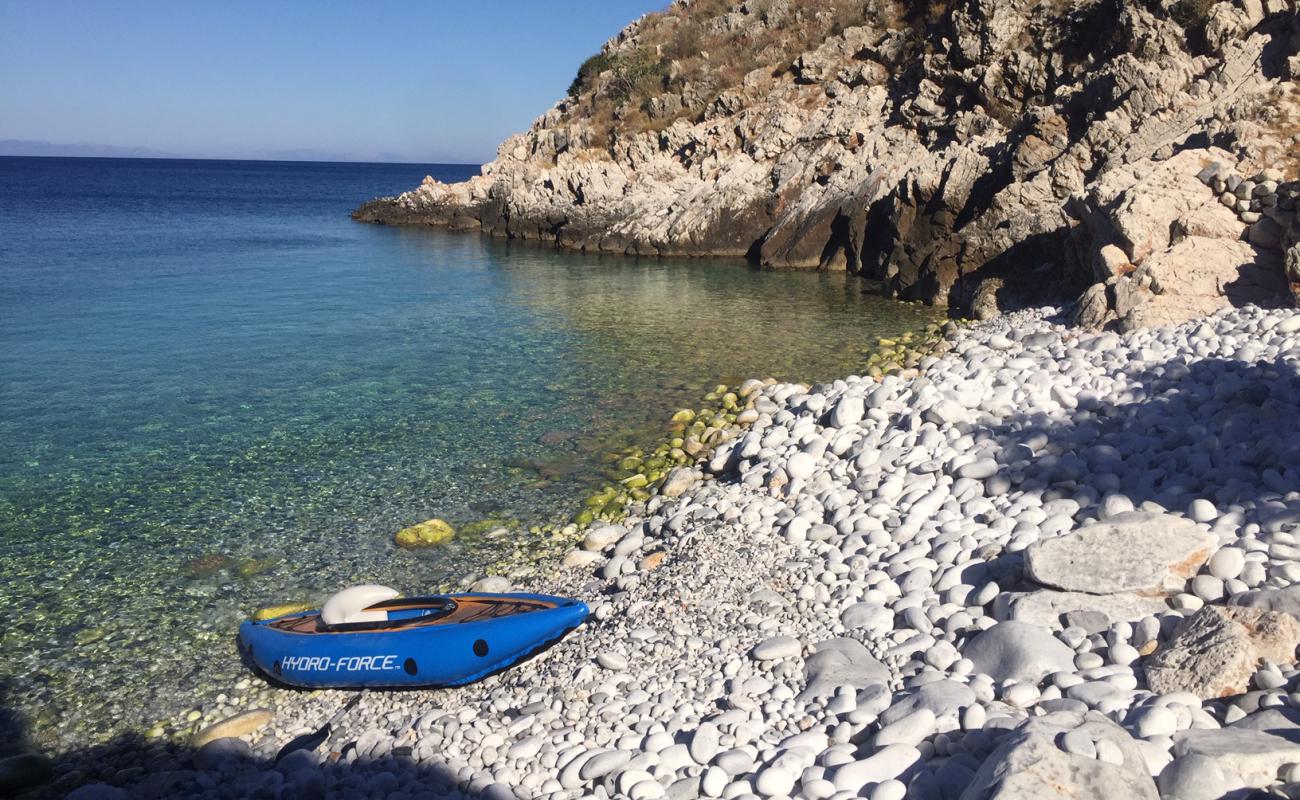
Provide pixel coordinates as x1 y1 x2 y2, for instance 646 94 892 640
355 0 1300 326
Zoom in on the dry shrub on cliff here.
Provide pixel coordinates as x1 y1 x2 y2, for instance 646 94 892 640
566 0 895 145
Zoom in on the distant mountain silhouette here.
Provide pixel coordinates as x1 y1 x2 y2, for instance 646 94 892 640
0 139 185 159
0 139 471 164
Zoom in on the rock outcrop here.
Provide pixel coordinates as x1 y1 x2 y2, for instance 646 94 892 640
1144 605 1300 698
354 0 1300 319
959 711 1159 800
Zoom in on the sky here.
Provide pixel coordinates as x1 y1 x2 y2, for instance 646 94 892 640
0 1 665 164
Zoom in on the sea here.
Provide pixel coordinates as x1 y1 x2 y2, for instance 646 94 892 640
0 156 939 745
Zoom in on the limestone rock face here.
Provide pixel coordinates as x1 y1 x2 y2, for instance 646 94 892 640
1024 511 1213 596
1120 237 1286 331
1287 242 1300 303
958 711 1159 800
1074 147 1300 329
1144 605 1300 698
353 0 1300 318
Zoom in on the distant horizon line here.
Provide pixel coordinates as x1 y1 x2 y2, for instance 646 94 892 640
0 152 483 167
0 138 487 166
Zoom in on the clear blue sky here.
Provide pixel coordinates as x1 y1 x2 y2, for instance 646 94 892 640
0 1 665 163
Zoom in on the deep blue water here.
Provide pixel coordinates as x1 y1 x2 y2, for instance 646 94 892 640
0 156 938 744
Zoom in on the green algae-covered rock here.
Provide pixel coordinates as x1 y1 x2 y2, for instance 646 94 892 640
621 473 649 489
460 518 515 537
182 552 233 577
235 557 278 578
394 518 456 549
617 455 643 471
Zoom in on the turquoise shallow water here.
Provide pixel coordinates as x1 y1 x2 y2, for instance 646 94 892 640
0 156 939 745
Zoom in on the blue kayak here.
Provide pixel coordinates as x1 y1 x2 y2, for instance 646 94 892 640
238 591 588 689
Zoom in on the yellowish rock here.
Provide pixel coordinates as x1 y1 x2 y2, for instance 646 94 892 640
191 709 273 747
251 602 315 621
639 551 667 571
394 518 456 548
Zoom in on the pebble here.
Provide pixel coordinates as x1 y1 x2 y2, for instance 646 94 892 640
1133 706 1178 739
874 708 936 747
752 635 801 660
584 524 624 551
1189 499 1218 522
755 764 797 796
964 621 1076 683
1157 754 1227 800
1208 547 1245 580
870 779 908 800
832 745 921 792
690 722 722 764
597 651 629 670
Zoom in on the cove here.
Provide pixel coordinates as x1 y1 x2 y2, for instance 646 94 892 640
0 156 939 745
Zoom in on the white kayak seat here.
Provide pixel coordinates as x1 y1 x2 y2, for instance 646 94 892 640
320 585 400 627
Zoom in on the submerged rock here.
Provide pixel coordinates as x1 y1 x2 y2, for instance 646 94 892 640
393 518 456 548
191 709 273 747
470 576 512 593
182 552 233 577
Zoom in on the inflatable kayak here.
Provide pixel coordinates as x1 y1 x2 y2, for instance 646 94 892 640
238 585 588 689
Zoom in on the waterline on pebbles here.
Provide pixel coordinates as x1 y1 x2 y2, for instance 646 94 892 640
36 304 1300 800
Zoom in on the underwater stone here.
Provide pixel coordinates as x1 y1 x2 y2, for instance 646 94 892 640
394 518 456 549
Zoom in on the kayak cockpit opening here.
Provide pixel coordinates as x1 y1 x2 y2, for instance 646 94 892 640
265 593 560 635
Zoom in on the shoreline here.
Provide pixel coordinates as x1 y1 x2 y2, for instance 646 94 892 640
133 321 950 746
23 301 1300 799
0 179 948 762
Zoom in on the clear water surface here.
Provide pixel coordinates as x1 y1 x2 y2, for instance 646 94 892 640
0 156 939 745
